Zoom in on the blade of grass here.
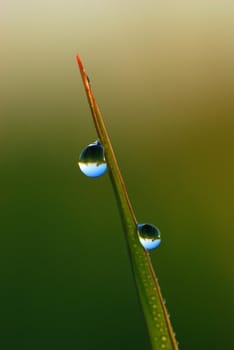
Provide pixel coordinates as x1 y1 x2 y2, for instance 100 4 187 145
76 54 178 350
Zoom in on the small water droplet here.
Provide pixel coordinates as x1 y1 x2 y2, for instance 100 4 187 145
137 223 161 250
86 75 91 85
78 141 107 178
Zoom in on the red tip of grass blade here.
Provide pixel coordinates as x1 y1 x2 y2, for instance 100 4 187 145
76 54 83 70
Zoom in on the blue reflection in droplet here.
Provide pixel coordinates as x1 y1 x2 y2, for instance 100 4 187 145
137 223 161 250
78 141 107 178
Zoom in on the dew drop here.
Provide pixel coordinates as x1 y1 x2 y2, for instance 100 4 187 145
86 75 91 85
137 223 161 250
78 141 107 178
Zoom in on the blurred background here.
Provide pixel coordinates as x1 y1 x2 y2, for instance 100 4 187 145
1 1 234 349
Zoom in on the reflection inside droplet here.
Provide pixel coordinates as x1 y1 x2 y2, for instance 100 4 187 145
137 223 161 250
78 140 107 178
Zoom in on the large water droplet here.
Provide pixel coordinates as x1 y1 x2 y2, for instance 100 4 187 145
78 141 107 178
137 223 161 250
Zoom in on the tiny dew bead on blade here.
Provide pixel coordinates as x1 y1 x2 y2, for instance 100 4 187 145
78 140 107 178
137 223 161 250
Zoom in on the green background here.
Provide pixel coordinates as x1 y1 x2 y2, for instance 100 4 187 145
2 1 234 349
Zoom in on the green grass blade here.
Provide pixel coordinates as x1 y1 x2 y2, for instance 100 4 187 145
76 55 178 350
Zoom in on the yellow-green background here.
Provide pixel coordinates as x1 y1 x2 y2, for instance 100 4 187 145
2 1 234 349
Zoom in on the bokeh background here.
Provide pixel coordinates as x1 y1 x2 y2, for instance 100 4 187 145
1 1 234 349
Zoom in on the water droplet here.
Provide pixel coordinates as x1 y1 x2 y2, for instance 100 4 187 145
137 223 161 250
86 75 91 85
78 141 107 178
